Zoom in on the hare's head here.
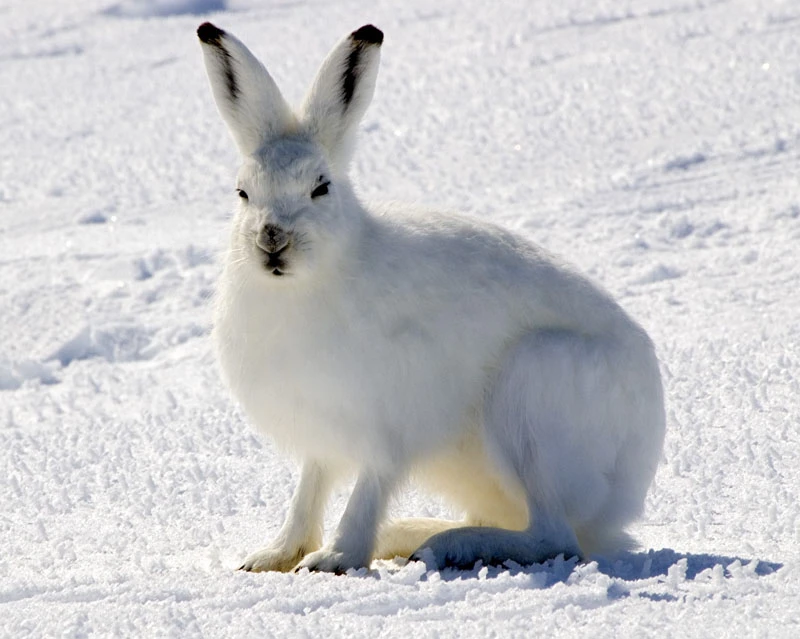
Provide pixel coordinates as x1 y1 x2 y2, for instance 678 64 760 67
198 23 382 280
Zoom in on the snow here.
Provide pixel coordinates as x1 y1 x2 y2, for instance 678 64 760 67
2 0 800 635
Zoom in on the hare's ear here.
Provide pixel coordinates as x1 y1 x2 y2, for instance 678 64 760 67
197 22 294 156
300 25 383 172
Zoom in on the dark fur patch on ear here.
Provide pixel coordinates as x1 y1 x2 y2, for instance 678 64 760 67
341 26 382 106
351 24 383 46
198 23 238 100
342 44 362 107
219 48 239 100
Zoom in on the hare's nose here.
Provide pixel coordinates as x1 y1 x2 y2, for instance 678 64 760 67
256 224 291 255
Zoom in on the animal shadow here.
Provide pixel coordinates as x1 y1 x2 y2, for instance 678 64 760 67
410 547 781 592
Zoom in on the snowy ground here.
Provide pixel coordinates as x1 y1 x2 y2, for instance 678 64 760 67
2 0 800 635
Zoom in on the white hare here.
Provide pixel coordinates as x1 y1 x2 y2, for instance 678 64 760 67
198 22 666 574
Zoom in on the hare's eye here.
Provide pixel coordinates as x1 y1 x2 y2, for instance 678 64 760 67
236 189 248 200
311 182 330 199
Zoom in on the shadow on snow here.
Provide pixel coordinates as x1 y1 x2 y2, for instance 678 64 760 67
384 547 782 593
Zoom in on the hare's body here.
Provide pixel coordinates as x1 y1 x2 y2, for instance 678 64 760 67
199 23 665 573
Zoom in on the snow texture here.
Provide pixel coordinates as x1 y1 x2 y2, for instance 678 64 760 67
1 0 799 636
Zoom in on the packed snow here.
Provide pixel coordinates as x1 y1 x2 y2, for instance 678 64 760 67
2 0 800 635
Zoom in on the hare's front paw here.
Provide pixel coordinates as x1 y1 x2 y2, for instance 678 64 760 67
294 548 368 575
239 546 306 573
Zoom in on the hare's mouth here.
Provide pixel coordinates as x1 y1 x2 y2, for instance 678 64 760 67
257 245 290 276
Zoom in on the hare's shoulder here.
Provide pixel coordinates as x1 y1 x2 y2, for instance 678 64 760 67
367 202 552 259
363 201 571 285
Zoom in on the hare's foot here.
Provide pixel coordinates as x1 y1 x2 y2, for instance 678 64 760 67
239 545 308 573
294 546 369 575
409 526 581 571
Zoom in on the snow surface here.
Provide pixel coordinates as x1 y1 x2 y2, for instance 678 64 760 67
2 0 800 635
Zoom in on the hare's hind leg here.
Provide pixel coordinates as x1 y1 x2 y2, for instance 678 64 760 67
412 330 644 569
408 490 582 570
376 437 531 562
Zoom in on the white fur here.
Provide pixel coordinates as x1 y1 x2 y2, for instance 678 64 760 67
198 23 666 574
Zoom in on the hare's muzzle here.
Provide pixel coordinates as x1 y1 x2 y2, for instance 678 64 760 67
256 224 291 275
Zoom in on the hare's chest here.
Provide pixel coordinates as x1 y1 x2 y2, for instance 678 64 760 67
215 303 386 439
214 294 481 461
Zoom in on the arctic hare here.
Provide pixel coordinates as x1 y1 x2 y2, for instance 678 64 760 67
198 22 666 574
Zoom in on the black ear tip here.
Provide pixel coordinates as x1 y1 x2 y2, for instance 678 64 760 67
351 24 383 46
197 22 225 44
